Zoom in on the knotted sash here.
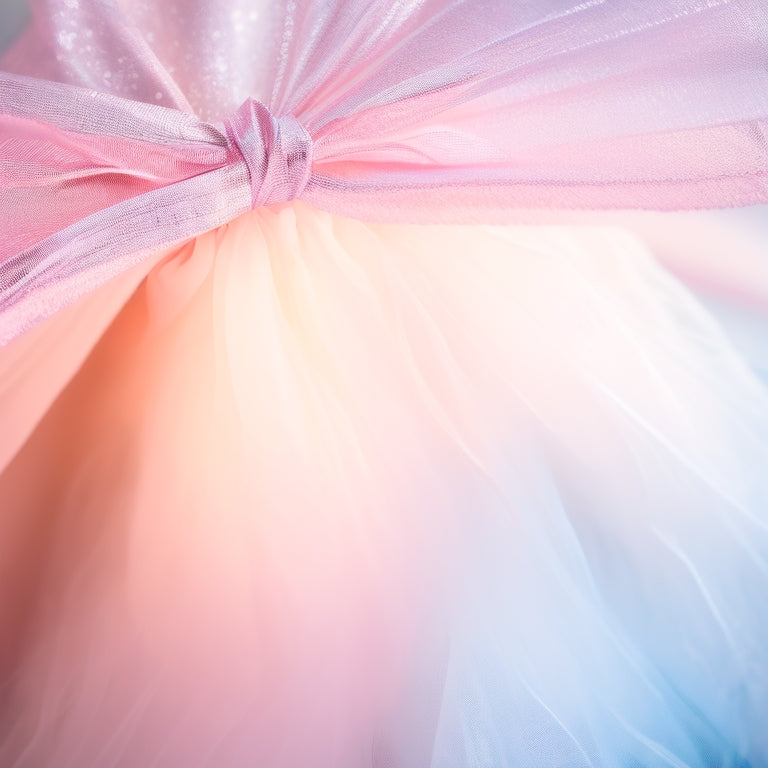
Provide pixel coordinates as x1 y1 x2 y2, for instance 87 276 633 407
2 0 768 342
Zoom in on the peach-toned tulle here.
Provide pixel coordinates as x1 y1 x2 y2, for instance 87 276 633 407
1 204 768 767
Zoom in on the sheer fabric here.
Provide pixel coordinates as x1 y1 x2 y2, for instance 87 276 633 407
2 206 768 767
2 0 768 339
2 3 768 767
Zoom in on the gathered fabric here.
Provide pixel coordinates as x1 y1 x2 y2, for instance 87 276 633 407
224 98 313 209
2 0 768 341
2 3 768 768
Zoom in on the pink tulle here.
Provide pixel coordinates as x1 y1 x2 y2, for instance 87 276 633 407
2 0 768 342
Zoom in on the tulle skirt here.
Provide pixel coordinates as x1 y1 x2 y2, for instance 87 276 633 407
1 202 767 767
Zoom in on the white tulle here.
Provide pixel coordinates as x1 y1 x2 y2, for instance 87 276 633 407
0 204 767 767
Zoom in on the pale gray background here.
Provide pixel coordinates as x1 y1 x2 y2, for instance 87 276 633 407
0 0 29 53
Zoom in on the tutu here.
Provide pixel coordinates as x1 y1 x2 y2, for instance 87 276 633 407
2 205 768 766
2 1 768 766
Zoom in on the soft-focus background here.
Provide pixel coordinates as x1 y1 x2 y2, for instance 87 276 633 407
0 0 28 52
1 0 765 379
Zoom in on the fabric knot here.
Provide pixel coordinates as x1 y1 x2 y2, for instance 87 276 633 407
223 98 312 209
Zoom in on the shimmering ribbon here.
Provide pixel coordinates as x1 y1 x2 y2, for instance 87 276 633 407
2 0 768 343
224 98 313 209
0 76 316 342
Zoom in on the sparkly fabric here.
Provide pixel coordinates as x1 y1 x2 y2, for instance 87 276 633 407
1 0 768 342
224 98 312 209
2 4 768 768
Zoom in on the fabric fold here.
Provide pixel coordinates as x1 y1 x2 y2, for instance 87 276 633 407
2 0 768 342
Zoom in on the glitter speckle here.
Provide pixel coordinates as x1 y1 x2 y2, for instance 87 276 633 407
57 31 75 50
154 91 163 100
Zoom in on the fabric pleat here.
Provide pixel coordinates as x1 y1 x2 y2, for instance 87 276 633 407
2 0 768 341
1 204 767 767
